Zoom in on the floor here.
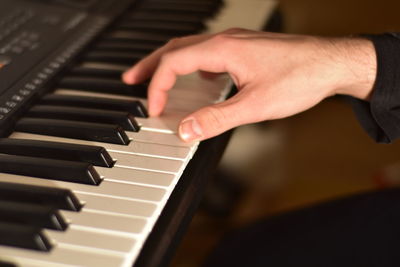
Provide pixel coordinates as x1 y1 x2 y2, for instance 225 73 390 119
171 1 400 266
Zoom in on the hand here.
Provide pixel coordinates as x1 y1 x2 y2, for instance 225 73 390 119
123 28 376 142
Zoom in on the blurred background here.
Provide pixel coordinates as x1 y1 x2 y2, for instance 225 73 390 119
171 0 400 266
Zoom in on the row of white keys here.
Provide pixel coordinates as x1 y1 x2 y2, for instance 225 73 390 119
0 173 166 267
0 245 127 267
0 143 185 266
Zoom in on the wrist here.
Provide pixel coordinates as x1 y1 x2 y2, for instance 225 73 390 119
329 37 377 100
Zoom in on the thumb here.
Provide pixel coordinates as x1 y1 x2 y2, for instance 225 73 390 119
178 98 245 142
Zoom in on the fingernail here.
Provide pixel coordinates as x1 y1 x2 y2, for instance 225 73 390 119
179 118 203 142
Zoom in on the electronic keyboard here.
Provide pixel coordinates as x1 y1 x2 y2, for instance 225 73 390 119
0 0 277 266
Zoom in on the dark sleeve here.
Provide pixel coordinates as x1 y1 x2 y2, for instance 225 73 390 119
350 33 400 143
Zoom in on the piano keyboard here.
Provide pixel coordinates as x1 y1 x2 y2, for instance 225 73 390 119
0 0 277 266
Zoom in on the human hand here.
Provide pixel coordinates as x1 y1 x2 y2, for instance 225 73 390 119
123 28 376 142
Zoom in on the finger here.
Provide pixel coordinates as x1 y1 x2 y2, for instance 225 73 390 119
147 37 235 116
178 93 250 142
122 34 211 85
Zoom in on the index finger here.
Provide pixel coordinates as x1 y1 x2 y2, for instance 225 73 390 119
147 35 235 116
122 34 211 85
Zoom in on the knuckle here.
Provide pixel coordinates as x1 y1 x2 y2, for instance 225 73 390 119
211 31 240 50
223 27 245 34
166 37 183 48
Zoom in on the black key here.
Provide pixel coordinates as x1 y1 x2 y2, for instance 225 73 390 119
0 221 52 251
129 10 203 23
139 2 213 17
106 30 173 45
0 138 114 168
118 20 203 35
16 118 130 145
0 181 82 211
0 153 102 185
0 260 17 267
0 200 68 231
58 77 147 98
27 105 140 132
69 66 124 79
94 40 160 53
40 94 149 118
146 0 222 8
84 51 146 65
146 0 218 5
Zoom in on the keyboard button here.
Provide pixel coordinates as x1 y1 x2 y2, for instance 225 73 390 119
81 61 129 71
0 222 52 251
107 30 173 45
94 40 159 53
15 118 130 145
27 105 140 132
0 138 114 167
0 245 126 267
0 153 102 185
61 210 146 234
47 228 136 253
0 259 17 267
109 151 183 174
118 20 202 35
129 9 203 23
84 50 146 65
58 76 148 98
40 94 149 118
0 181 83 211
73 193 157 217
69 66 124 79
0 201 68 231
138 3 212 17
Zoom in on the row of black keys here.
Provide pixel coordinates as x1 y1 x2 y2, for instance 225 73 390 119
0 180 83 251
80 0 223 65
1 92 148 185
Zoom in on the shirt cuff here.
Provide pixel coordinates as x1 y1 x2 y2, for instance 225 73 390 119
350 33 400 143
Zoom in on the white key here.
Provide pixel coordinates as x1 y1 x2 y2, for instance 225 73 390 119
62 210 147 234
128 130 196 148
135 111 187 133
168 89 220 103
0 258 56 267
74 193 157 217
96 167 176 187
108 152 184 174
0 174 166 202
47 228 136 253
9 132 193 159
0 245 125 267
